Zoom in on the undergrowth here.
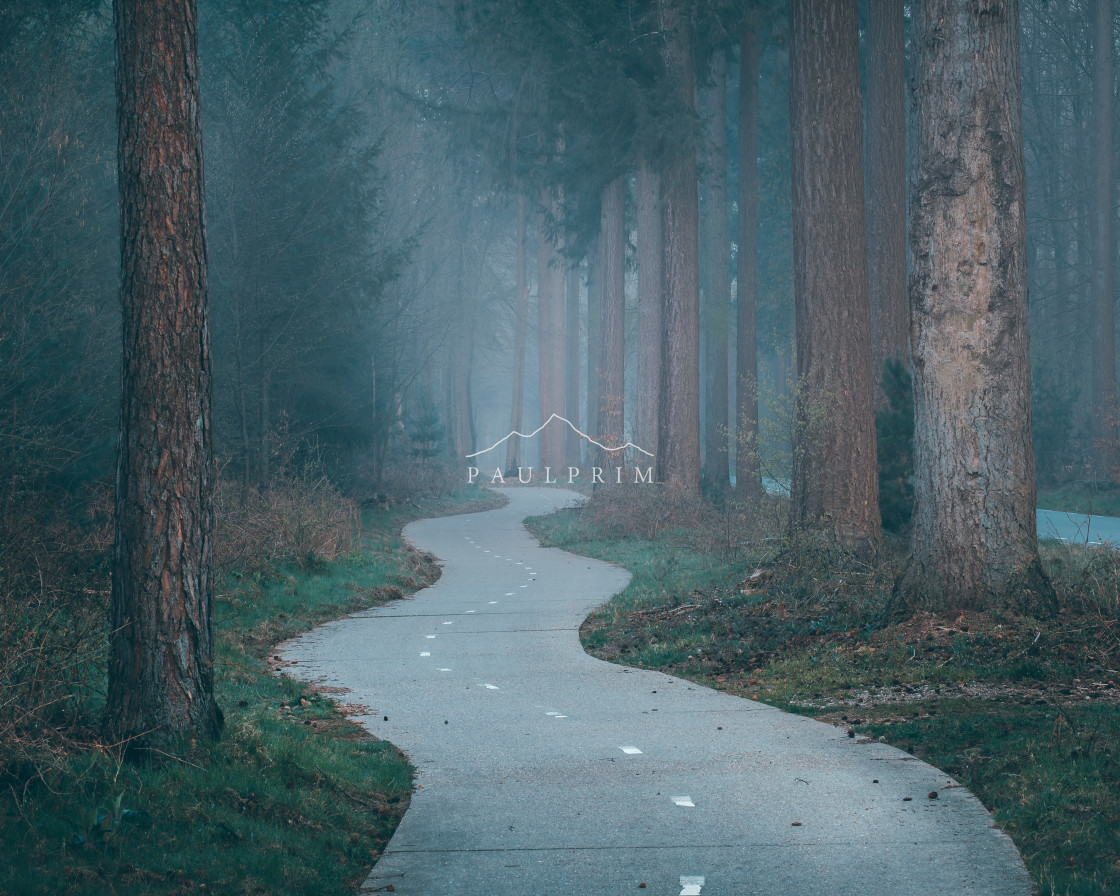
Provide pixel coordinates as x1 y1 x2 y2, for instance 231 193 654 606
1 482 499 895
529 486 1120 896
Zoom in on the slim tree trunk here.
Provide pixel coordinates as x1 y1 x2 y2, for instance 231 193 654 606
637 160 663 470
896 0 1055 615
598 175 626 459
565 259 583 464
536 199 564 469
507 195 528 472
865 0 908 391
702 49 731 488
658 0 701 494
736 25 763 502
1091 0 1116 479
788 0 881 545
586 228 602 445
108 0 222 746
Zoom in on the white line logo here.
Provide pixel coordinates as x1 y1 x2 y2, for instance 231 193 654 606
467 413 653 459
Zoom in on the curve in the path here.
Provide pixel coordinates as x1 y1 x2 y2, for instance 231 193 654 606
281 487 1031 896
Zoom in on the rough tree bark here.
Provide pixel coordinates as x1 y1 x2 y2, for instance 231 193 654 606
637 160 663 471
1090 0 1116 479
598 175 626 460
658 0 701 494
787 0 881 545
702 49 731 488
896 0 1055 615
865 0 908 390
507 195 529 472
108 0 223 746
735 24 763 503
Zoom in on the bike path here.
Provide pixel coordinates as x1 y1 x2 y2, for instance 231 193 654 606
281 487 1031 895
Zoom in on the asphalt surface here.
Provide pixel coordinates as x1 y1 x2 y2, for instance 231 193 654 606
281 487 1032 896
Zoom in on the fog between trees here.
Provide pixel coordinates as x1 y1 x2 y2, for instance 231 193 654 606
1 0 1117 741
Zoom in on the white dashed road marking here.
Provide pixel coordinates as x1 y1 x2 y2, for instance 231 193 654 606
420 652 430 657
680 875 705 896
672 796 695 807
620 746 642 755
484 684 499 690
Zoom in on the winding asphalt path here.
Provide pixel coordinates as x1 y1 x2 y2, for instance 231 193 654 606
281 487 1032 895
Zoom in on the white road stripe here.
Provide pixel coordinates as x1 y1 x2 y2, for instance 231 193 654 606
484 684 499 690
620 746 642 755
672 796 695 807
680 875 705 896
420 652 430 657
426 635 436 639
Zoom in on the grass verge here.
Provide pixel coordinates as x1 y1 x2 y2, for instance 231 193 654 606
1 486 500 896
529 492 1120 896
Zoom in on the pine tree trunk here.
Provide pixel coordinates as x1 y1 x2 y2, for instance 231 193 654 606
658 0 701 494
1090 0 1116 479
787 0 881 546
506 195 528 472
702 50 731 488
108 0 222 747
865 0 908 392
735 25 763 503
896 0 1055 615
637 160 663 472
598 175 626 461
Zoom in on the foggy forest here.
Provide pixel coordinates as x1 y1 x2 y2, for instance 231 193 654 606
2 0 1120 893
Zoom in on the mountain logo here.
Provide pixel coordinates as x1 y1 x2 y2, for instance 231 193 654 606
466 413 653 460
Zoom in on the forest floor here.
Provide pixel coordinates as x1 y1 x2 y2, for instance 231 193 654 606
0 486 501 896
529 489 1120 896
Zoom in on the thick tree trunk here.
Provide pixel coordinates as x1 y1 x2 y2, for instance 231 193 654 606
564 259 583 464
1090 0 1116 479
108 0 222 746
787 0 881 545
897 0 1055 615
658 0 701 494
735 25 763 503
506 194 528 472
702 49 731 488
598 175 626 460
637 160 663 471
865 0 908 391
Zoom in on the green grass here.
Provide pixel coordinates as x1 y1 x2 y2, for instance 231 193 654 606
1 486 500 896
530 498 1120 896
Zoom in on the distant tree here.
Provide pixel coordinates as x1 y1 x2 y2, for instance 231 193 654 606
702 49 731 488
865 0 908 391
597 175 626 457
107 0 223 746
658 0 702 494
564 259 583 464
735 23 763 503
506 195 529 472
876 358 914 533
636 160 664 469
787 0 880 545
895 0 1055 615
